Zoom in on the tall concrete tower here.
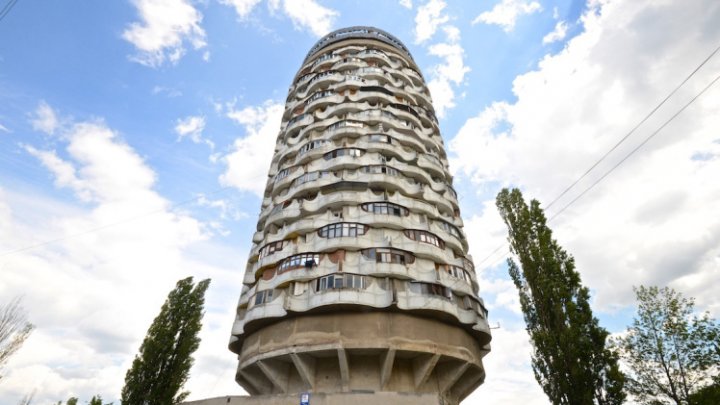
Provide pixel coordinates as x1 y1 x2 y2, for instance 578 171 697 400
229 27 491 405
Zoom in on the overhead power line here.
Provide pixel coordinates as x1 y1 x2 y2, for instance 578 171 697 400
0 0 19 22
545 43 720 210
548 71 720 222
474 43 720 270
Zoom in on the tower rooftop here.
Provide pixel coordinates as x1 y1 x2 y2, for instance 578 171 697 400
304 26 414 64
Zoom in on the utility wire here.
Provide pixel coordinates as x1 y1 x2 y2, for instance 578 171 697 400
3 46 719 262
548 71 720 222
479 72 720 270
0 0 19 22
474 44 720 271
545 42 720 210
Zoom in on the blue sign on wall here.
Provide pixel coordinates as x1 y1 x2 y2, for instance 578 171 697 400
300 392 310 405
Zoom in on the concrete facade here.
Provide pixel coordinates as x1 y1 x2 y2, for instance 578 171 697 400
229 26 491 405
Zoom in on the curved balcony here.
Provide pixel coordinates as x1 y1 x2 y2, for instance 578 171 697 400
284 113 313 139
272 166 301 195
289 276 394 312
385 233 453 265
436 267 476 297
304 92 343 113
256 187 463 246
329 57 366 72
241 288 288 333
254 196 453 250
394 282 490 345
312 52 341 70
261 199 302 230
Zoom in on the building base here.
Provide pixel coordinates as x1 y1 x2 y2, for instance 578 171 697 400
184 392 450 405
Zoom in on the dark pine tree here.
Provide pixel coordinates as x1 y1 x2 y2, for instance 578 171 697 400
496 188 625 405
121 277 210 405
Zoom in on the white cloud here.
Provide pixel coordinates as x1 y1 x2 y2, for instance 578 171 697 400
196 194 247 221
25 145 91 201
428 30 469 84
542 21 568 44
30 100 59 135
399 0 412 9
472 0 542 32
175 115 214 149
414 0 449 44
222 0 338 37
412 4 468 118
219 0 263 19
151 85 182 97
123 0 207 67
270 0 338 37
452 0 720 315
464 326 547 405
0 104 250 403
219 100 284 197
426 26 470 118
0 122 9 133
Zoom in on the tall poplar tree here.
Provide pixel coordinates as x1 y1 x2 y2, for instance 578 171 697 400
496 188 625 404
121 277 210 405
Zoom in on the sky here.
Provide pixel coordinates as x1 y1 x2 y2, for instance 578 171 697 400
0 0 719 403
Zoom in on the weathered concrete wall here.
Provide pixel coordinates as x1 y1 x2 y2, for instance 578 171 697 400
232 312 487 403
184 392 445 405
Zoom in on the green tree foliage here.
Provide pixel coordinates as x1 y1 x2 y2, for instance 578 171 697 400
88 395 107 405
613 286 720 405
689 382 720 404
496 188 625 404
121 277 211 405
0 297 34 381
56 395 111 405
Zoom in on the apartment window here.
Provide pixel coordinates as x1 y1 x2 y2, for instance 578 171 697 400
327 120 364 131
254 289 274 306
436 220 461 238
270 200 293 215
463 296 477 311
292 171 331 187
443 265 471 283
308 70 336 85
323 148 364 160
408 282 452 299
360 85 394 97
361 248 415 264
306 90 334 104
313 52 335 65
259 240 288 259
287 113 309 126
299 140 326 155
315 273 367 292
368 134 391 143
360 202 408 216
462 257 475 273
404 230 445 249
317 223 368 238
278 253 320 273
275 166 297 182
276 168 290 181
361 165 399 176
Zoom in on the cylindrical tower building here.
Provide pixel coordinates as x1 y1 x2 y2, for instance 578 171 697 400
229 27 491 404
